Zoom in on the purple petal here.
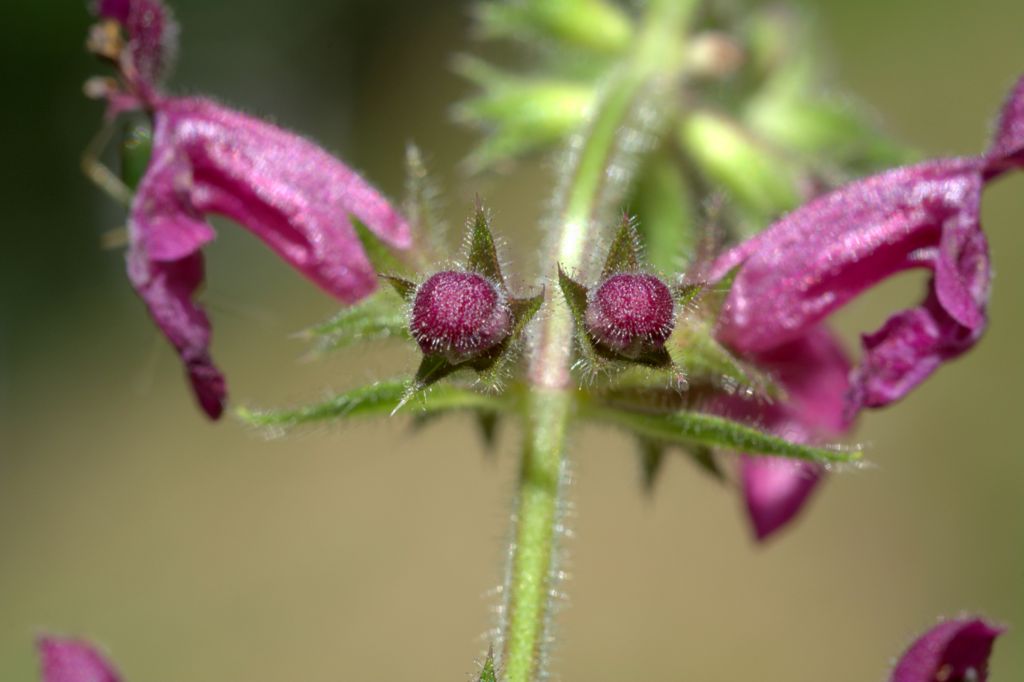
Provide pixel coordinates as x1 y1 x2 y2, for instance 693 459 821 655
126 250 226 419
715 327 852 540
127 96 409 418
38 637 121 682
710 157 990 413
986 74 1024 175
891 618 1003 682
742 458 822 541
142 97 412 302
95 0 177 89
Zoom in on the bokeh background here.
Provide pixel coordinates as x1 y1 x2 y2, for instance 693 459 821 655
2 0 1022 680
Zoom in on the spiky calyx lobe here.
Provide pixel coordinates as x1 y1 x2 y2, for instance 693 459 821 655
410 271 512 362
585 273 675 358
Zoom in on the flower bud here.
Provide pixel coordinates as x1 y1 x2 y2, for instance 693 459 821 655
585 273 675 358
411 271 512 362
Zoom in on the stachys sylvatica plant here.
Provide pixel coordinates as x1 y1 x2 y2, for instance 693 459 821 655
48 0 1021 679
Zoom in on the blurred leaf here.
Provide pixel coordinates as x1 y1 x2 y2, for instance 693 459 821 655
120 123 152 190
581 402 860 464
744 71 915 173
630 154 697 274
638 438 666 493
238 379 504 431
474 0 633 55
678 110 801 221
600 213 641 278
454 57 595 170
404 143 448 256
304 289 409 352
465 202 505 285
476 411 500 451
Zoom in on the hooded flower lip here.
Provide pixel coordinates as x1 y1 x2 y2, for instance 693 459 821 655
890 618 1004 682
710 74 1024 415
38 637 121 682
87 0 412 418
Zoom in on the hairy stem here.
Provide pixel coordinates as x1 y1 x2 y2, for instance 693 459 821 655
501 2 697 680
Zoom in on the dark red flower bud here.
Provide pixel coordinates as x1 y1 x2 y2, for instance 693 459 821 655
410 271 512 362
585 273 675 357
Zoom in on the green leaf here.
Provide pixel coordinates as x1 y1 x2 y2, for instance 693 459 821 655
580 402 860 464
237 379 503 431
465 202 505 285
600 212 641 279
304 289 409 352
474 0 633 55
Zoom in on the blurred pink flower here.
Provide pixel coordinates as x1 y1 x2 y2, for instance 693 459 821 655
890 617 1003 682
38 637 121 682
88 0 411 418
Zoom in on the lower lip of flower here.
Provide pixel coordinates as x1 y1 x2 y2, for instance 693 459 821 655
410 271 513 362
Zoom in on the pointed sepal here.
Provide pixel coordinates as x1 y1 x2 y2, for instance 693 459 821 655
465 201 505 286
477 646 498 682
600 212 642 279
382 273 418 302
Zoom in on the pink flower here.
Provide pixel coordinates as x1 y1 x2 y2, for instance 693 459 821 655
88 0 412 418
38 637 121 682
709 75 1024 539
712 75 1024 413
890 617 1003 682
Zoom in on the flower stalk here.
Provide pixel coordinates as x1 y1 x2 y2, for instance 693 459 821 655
502 1 698 679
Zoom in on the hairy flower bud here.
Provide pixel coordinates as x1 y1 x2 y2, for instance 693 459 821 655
411 271 512 362
584 273 675 357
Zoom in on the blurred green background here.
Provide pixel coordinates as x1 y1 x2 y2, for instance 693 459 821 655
2 0 1022 680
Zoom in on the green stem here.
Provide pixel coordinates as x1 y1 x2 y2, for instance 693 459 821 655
501 2 698 680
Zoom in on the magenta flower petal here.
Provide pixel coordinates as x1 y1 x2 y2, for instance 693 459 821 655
710 75 1024 415
126 250 225 419
38 637 121 682
126 96 410 418
716 327 852 540
891 618 1003 682
95 0 177 90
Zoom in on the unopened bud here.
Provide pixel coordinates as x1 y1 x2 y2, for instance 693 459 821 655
411 271 512 362
585 273 675 358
